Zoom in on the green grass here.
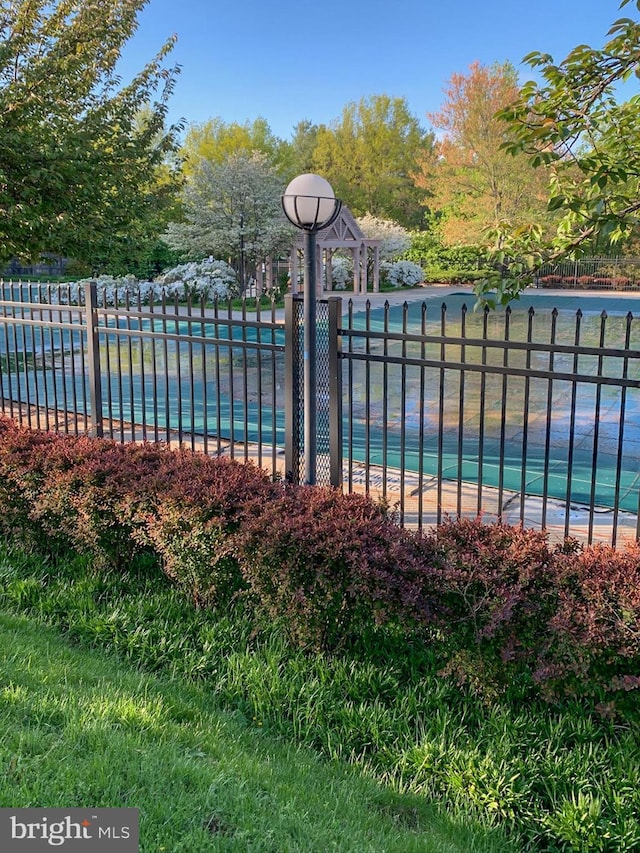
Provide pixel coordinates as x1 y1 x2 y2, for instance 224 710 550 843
228 294 286 311
0 545 638 851
0 612 506 852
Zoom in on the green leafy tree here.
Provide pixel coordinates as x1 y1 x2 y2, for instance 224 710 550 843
479 0 640 305
164 152 293 291
180 116 287 175
0 0 182 269
279 119 322 180
312 94 432 228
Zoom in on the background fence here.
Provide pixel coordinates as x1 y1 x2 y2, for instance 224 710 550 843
534 257 640 289
1 281 639 546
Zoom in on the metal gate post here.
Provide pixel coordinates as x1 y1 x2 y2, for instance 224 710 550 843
284 293 302 483
84 282 103 438
327 296 343 487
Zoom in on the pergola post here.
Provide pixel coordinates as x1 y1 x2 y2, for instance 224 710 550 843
359 242 367 293
373 244 380 292
326 249 333 292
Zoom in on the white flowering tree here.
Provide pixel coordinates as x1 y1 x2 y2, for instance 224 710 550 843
165 151 294 292
356 214 411 261
330 256 352 290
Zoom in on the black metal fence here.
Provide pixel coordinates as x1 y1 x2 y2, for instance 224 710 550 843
339 298 640 546
0 281 286 472
1 281 640 546
534 257 640 289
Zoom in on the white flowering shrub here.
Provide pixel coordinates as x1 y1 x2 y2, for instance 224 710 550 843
156 257 239 301
330 256 352 290
380 260 424 288
74 274 156 305
66 259 238 306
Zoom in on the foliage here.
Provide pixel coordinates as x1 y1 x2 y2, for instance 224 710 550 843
91 238 183 281
0 0 183 268
155 257 239 300
406 236 488 284
141 450 278 608
0 417 638 707
2 545 640 852
421 268 487 284
0 417 67 551
406 237 487 271
34 439 168 570
421 518 557 695
537 541 640 702
238 486 431 651
279 120 323 179
312 95 433 228
0 613 474 853
330 256 352 290
165 152 294 290
380 260 425 288
356 214 411 260
180 116 286 175
479 2 640 306
414 61 552 250
536 273 639 290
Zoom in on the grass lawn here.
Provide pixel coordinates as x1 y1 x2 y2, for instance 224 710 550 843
0 544 638 851
0 609 510 852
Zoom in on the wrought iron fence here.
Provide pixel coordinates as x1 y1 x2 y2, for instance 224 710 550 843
534 257 640 289
0 281 286 473
1 281 639 546
339 297 640 546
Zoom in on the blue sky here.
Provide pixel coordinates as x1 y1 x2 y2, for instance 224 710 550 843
119 0 628 140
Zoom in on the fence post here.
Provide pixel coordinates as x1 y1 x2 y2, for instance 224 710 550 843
328 296 343 488
284 293 302 483
84 282 103 438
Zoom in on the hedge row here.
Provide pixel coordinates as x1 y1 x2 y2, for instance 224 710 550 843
0 416 638 708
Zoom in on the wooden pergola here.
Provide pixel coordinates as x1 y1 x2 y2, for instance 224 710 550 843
289 206 382 296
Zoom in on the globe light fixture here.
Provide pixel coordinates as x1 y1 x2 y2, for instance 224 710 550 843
282 174 342 485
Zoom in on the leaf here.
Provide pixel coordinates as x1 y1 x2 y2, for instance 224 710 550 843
547 195 567 211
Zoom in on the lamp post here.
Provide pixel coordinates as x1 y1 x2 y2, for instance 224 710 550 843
282 174 342 485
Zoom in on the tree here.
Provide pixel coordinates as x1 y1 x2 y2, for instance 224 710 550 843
312 95 432 228
180 116 287 175
414 61 552 249
479 0 640 305
0 0 182 268
164 152 293 291
356 214 410 260
279 120 322 180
